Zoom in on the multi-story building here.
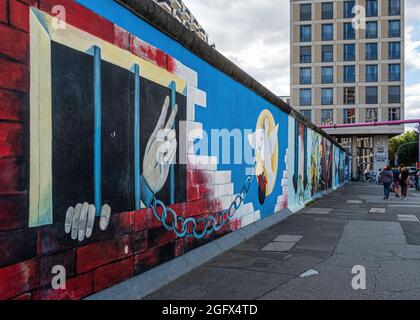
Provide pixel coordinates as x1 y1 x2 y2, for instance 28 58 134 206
290 0 405 177
154 0 210 43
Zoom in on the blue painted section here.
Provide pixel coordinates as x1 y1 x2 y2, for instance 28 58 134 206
134 64 141 210
169 81 176 205
76 0 288 219
93 45 102 214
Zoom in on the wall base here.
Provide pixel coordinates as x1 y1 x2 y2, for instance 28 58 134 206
85 208 294 300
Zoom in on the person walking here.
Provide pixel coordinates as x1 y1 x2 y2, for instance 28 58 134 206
399 166 410 200
379 165 393 200
392 166 401 198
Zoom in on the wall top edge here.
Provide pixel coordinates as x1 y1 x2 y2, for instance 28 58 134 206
115 0 348 153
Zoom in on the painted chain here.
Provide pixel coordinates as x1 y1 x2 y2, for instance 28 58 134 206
150 174 254 239
151 135 264 240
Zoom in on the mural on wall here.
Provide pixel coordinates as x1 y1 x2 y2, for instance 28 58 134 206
288 117 341 210
0 0 348 300
248 110 279 205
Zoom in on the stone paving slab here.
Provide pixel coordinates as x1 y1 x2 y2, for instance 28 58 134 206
398 215 420 223
273 235 303 242
306 208 333 214
261 242 296 252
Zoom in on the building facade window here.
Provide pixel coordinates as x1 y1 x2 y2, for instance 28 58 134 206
366 21 378 39
322 67 334 83
343 1 355 18
322 2 334 20
343 108 356 124
300 110 312 121
300 46 312 63
366 0 378 17
344 65 356 82
389 20 401 37
300 89 312 106
366 43 378 60
366 108 378 122
389 0 401 16
321 109 334 125
388 85 401 103
344 44 355 61
344 87 356 104
300 67 312 84
300 25 312 42
300 4 312 21
366 86 378 104
388 64 401 81
344 22 355 39
321 88 334 105
388 108 401 121
388 42 401 59
322 24 334 41
366 64 378 82
322 45 334 62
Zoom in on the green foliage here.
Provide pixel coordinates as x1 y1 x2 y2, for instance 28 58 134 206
389 130 419 167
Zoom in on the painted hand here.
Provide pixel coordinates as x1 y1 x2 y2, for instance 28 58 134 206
142 96 178 194
64 203 111 242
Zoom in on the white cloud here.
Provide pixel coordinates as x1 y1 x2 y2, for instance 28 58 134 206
182 0 290 96
184 0 420 111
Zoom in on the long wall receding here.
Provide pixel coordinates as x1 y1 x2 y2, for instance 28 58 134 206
0 0 350 300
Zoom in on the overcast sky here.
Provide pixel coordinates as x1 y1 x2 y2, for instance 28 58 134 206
183 0 420 124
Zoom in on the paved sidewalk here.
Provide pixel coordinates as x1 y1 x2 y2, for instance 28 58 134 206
145 183 420 300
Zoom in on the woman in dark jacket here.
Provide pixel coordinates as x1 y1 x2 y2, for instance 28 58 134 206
379 165 394 200
400 167 410 200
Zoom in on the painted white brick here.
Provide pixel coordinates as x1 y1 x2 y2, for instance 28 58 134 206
235 203 255 219
173 61 198 87
209 183 234 198
209 171 232 185
240 210 261 228
188 84 207 108
188 155 218 171
217 194 237 210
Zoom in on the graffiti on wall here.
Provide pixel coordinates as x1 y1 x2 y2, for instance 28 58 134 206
0 1 347 300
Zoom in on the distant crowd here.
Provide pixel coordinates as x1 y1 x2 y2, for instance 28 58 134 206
378 165 420 200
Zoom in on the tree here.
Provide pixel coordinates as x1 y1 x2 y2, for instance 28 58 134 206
388 129 419 167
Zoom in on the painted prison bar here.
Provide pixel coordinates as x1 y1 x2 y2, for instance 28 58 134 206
0 0 351 300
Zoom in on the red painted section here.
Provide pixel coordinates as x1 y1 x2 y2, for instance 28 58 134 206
13 292 32 300
0 194 27 231
0 23 29 63
38 249 76 287
130 36 168 70
9 0 30 32
34 272 93 300
166 55 177 73
0 90 25 121
114 25 130 50
0 0 8 23
0 58 29 92
0 258 37 300
93 257 134 293
0 157 24 195
0 122 23 157
76 239 119 274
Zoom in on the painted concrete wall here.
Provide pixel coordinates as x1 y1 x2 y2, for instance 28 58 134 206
0 0 349 300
